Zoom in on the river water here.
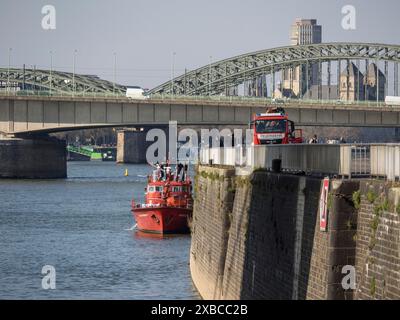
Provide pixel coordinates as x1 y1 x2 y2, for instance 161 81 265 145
0 162 200 299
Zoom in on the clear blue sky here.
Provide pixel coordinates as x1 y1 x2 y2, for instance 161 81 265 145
1 0 399 88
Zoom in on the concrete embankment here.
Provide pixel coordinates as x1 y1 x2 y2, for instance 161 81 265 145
0 137 66 179
190 165 400 300
354 181 400 299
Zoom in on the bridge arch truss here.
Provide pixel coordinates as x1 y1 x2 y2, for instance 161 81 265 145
0 68 126 94
148 43 400 96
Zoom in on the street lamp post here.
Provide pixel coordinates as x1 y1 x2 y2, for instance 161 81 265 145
7 48 12 92
50 51 53 95
33 65 37 91
376 58 379 105
72 49 77 96
209 55 212 95
171 52 176 96
113 52 117 96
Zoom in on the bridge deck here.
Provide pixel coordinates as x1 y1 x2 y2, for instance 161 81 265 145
1 95 400 134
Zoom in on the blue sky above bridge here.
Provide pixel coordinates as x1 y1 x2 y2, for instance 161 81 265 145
1 0 399 89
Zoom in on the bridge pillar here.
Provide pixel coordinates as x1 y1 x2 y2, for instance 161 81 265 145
0 136 67 179
117 129 151 164
117 126 170 164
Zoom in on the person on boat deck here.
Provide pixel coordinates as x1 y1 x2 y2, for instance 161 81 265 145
176 163 184 181
182 163 188 181
153 162 161 181
166 166 171 180
159 163 165 180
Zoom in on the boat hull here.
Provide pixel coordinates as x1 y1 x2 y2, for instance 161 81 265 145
132 206 191 234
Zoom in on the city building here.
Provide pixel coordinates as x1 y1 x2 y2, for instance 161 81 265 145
244 77 267 97
290 18 322 45
339 62 365 101
364 63 386 101
303 85 339 100
336 62 386 102
280 19 322 98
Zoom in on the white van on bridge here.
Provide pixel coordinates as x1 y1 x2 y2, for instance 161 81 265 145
125 86 148 100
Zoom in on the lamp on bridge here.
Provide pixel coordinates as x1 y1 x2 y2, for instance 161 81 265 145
72 49 77 96
50 50 53 95
113 52 117 96
208 55 212 95
7 47 12 92
171 52 176 95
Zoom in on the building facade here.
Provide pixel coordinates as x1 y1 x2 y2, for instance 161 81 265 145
364 63 386 101
290 19 322 46
339 62 365 101
281 19 322 98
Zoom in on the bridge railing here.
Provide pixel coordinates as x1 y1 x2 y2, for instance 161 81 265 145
199 144 400 181
148 94 392 107
1 90 396 108
0 90 127 99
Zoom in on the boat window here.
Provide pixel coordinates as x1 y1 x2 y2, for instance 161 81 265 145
172 186 181 192
148 186 163 192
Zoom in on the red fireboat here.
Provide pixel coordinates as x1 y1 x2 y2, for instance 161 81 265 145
131 162 193 234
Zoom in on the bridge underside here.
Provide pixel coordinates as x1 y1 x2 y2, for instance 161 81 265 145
1 96 400 135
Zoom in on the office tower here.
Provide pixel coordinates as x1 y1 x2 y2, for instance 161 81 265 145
281 19 322 98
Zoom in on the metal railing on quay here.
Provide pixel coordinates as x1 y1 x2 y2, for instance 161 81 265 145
370 144 400 181
199 144 400 181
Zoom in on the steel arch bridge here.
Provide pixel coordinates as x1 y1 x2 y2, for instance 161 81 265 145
0 68 126 94
148 42 400 96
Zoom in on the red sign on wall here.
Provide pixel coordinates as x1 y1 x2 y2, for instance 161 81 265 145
319 177 329 231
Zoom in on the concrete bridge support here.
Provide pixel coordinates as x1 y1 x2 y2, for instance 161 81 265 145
0 136 67 179
116 126 169 164
117 130 150 164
